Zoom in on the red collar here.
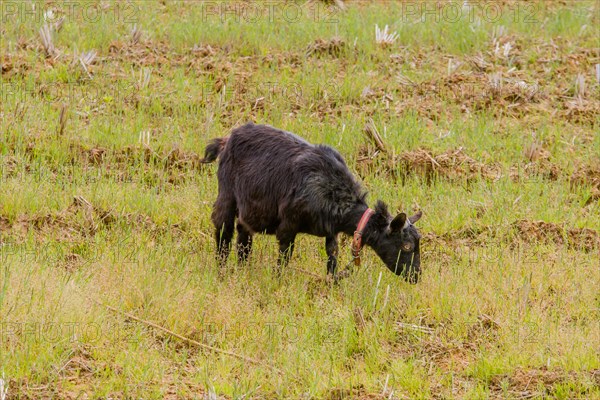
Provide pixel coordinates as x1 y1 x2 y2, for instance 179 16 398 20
351 208 375 266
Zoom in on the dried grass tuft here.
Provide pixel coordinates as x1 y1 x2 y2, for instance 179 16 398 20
306 37 345 57
56 104 69 136
375 24 399 46
38 24 57 58
130 24 144 44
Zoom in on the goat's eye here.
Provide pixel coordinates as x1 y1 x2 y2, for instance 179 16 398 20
402 243 412 251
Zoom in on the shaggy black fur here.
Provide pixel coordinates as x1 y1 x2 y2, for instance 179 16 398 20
202 123 423 283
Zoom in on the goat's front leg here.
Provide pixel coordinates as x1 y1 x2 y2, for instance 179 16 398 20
236 223 253 265
325 235 338 275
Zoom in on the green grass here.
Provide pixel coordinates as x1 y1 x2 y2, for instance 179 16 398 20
1 0 599 398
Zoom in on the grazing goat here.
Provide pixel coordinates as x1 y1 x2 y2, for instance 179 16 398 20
202 123 423 283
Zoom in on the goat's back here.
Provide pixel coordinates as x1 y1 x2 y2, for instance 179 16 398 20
216 123 365 234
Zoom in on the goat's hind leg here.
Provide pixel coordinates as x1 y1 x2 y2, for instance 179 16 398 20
211 195 236 269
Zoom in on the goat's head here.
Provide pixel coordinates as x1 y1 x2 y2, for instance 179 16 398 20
368 201 423 283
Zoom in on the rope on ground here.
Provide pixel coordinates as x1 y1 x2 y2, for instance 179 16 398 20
86 295 281 373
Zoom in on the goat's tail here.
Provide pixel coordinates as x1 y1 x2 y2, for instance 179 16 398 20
201 137 228 163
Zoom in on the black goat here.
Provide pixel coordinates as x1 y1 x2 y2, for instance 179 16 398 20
202 123 423 283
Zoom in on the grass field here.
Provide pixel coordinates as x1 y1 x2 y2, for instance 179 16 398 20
1 0 599 398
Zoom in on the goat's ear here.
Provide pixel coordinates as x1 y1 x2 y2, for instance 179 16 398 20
372 200 393 232
409 211 422 224
374 200 390 218
390 213 407 232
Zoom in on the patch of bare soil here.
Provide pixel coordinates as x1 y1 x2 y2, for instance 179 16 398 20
571 163 600 189
6 376 91 400
306 37 346 57
421 72 544 112
0 196 187 243
513 219 599 252
326 385 383 400
509 160 561 182
0 155 19 177
420 337 476 371
509 142 561 182
357 145 502 184
260 52 303 69
1 210 91 242
0 215 10 232
1 48 32 78
7 364 203 400
489 367 599 399
6 345 120 400
387 37 599 124
421 220 599 255
58 345 97 380
399 148 502 183
562 98 600 125
571 163 600 206
108 39 176 66
355 121 568 185
393 316 501 369
392 64 553 121
3 144 202 190
72 144 204 171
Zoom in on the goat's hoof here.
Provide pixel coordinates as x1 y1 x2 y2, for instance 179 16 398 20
333 269 351 283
